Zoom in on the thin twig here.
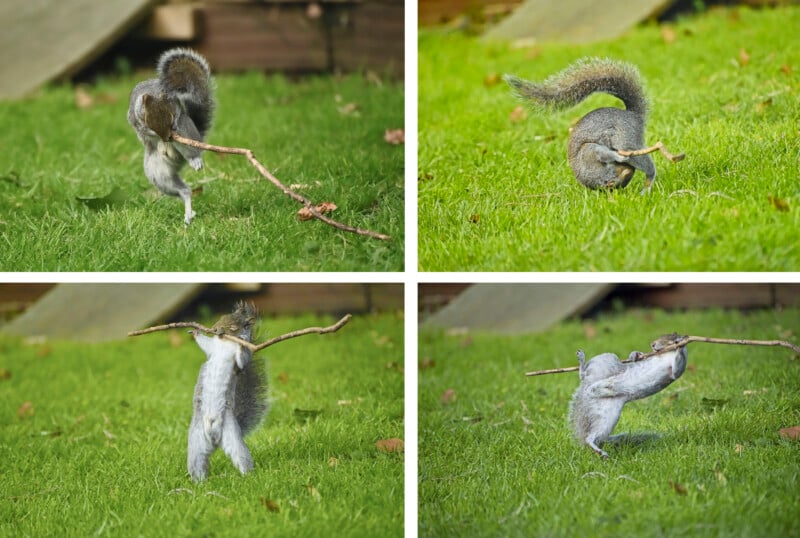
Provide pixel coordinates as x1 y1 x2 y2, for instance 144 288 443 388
525 335 800 377
171 132 391 241
128 314 352 354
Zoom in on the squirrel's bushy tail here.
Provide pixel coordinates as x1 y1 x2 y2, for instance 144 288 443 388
157 48 215 136
503 57 647 117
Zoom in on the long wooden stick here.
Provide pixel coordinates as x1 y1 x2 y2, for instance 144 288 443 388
128 314 352 353
524 335 800 377
171 132 391 241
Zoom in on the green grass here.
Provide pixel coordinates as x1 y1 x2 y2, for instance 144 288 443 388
419 306 800 537
418 7 800 271
0 312 404 537
0 72 403 271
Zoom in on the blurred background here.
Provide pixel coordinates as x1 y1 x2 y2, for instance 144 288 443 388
419 283 800 333
0 283 403 341
0 0 404 99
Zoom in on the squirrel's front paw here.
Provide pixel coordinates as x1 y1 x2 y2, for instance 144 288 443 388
184 209 196 226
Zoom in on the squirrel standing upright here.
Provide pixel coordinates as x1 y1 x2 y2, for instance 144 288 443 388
127 48 215 225
504 58 683 193
568 333 688 458
188 302 268 481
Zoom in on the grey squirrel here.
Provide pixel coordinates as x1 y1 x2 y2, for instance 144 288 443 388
504 57 684 193
127 48 215 225
568 333 688 458
187 302 268 481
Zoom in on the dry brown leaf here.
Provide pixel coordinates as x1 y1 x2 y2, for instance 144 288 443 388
277 372 289 383
779 425 800 440
669 480 687 495
440 388 457 404
483 73 500 87
384 128 404 145
375 437 404 453
469 214 480 224
755 98 773 113
768 195 790 212
17 401 34 419
780 64 792 75
297 202 337 221
260 497 280 512
0 368 11 381
306 482 322 501
419 357 435 370
661 26 677 44
583 323 597 339
738 48 750 67
419 172 434 182
687 364 697 373
338 102 359 116
168 331 184 348
75 87 93 109
509 105 527 123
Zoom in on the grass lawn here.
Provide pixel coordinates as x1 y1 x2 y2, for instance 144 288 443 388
0 71 403 271
419 306 800 537
0 312 404 537
418 7 800 271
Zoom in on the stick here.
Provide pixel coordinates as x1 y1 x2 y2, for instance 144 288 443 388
524 335 800 377
128 314 352 353
171 133 391 241
617 141 685 163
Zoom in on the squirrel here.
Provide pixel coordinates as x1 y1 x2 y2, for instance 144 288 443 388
568 333 688 458
503 57 684 193
127 48 215 225
187 301 268 481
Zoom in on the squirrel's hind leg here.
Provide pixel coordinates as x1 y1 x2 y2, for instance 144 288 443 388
586 436 609 458
188 414 215 481
177 184 196 225
220 409 255 475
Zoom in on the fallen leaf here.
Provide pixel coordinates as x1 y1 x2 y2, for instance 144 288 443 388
17 401 34 419
418 172 434 182
75 87 93 109
338 102 359 116
384 129 404 145
306 482 321 501
168 331 184 348
509 105 527 123
277 372 289 383
669 480 687 495
260 497 280 512
779 426 800 440
375 437 404 453
328 456 339 467
768 195 790 212
297 202 337 221
715 469 727 486
419 357 435 370
780 64 792 75
687 364 697 373
738 48 750 66
483 73 500 87
469 214 480 223
440 388 457 404
755 98 773 113
583 323 597 339
661 26 677 44
0 368 11 381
